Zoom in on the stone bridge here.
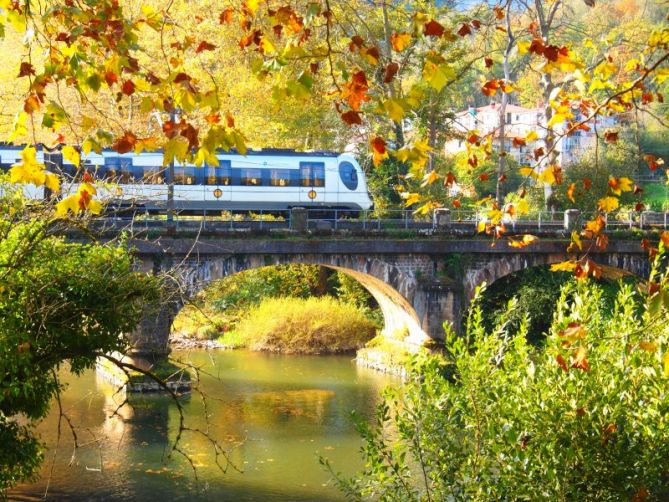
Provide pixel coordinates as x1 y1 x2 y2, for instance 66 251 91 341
128 237 649 357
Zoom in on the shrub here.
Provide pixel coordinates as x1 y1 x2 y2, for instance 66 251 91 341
326 257 669 500
227 296 377 354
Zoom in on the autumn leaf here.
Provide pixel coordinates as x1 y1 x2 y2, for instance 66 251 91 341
62 145 81 167
571 346 590 371
112 131 138 154
421 170 439 187
604 129 619 143
598 196 619 212
370 137 388 167
341 71 370 110
18 62 35 78
121 80 135 96
608 176 633 195
383 62 399 83
390 32 411 52
341 110 362 126
551 261 577 272
660 231 669 248
457 23 472 37
219 7 234 24
508 234 537 248
556 354 569 372
567 182 577 203
424 19 445 37
196 41 217 53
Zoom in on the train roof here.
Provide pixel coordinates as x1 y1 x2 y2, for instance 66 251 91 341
0 144 342 157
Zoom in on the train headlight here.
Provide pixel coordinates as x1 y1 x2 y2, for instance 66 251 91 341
213 188 223 199
308 189 317 200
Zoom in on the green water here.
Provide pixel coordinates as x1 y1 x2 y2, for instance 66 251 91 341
11 350 396 501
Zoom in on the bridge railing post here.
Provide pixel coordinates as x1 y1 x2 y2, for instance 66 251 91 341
564 209 581 232
290 207 308 233
433 208 451 231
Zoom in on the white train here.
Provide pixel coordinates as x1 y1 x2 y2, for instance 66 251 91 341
0 146 373 213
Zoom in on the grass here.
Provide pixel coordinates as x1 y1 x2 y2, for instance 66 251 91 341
172 305 231 340
220 296 377 354
643 183 669 211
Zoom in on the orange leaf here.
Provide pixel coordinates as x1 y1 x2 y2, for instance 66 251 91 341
390 32 411 52
219 7 234 24
660 231 669 248
567 182 576 203
18 62 35 78
508 234 537 248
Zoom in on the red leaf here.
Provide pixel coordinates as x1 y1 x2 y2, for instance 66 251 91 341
383 62 399 83
457 23 472 37
121 80 135 96
604 130 619 143
112 131 138 154
484 57 493 68
341 110 362 126
104 71 119 86
196 41 217 53
18 62 35 78
370 136 386 155
556 354 569 372
478 173 489 181
424 19 445 37
452 199 461 208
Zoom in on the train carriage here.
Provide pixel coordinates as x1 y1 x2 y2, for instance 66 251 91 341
0 146 373 213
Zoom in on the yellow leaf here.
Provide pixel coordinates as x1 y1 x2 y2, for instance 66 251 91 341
403 192 421 206
516 198 529 215
598 196 619 212
44 172 60 191
62 145 81 167
517 40 530 55
525 130 538 142
422 170 439 186
163 137 190 167
538 168 557 185
384 99 406 123
78 182 97 196
477 220 486 233
55 195 80 217
664 351 669 377
550 261 577 272
508 234 537 248
519 167 538 179
88 199 103 215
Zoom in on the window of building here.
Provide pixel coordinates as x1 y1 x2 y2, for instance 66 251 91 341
506 112 512 124
299 162 325 187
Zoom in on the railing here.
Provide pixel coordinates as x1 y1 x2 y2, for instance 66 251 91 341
86 207 669 235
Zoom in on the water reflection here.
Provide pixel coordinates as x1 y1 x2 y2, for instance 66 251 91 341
12 350 395 501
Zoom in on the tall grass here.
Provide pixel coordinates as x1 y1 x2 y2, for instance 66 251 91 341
223 296 377 354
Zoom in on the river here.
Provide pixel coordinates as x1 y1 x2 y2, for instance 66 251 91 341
11 350 396 501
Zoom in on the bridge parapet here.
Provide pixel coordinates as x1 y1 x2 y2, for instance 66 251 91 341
126 237 650 357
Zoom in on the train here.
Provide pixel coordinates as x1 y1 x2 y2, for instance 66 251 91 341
0 146 373 213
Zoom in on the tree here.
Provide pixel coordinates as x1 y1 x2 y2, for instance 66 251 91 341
0 200 160 490
325 243 669 500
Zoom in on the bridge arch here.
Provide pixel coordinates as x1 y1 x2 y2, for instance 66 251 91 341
130 253 433 356
463 252 650 301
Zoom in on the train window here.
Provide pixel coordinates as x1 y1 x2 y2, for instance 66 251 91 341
270 169 294 187
338 161 358 191
174 166 195 185
143 167 165 184
299 162 325 187
204 161 231 185
241 168 262 186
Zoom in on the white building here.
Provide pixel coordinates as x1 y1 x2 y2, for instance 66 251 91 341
445 103 615 167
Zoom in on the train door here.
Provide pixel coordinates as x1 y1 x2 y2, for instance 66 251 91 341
298 161 326 205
